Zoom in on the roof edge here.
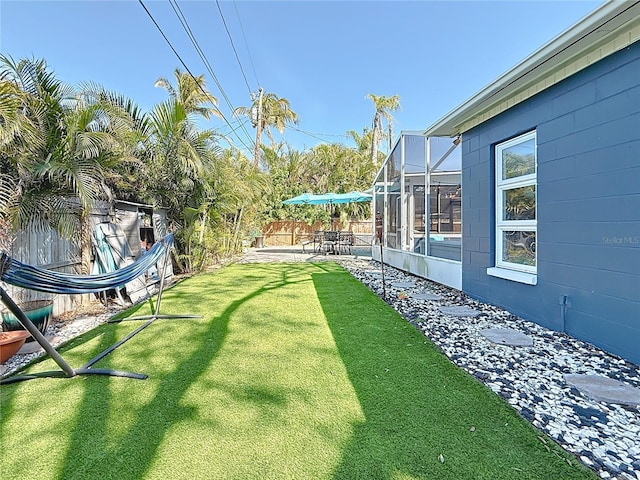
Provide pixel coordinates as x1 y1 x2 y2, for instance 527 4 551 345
424 0 640 137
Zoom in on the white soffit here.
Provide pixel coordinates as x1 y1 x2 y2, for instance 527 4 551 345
424 0 640 138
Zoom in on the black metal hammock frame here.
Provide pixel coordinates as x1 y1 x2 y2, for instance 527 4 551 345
0 233 199 385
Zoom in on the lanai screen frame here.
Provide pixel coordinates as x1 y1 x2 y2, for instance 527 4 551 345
372 132 461 260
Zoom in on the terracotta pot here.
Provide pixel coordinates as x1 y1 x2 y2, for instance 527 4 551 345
1 300 53 342
0 330 30 363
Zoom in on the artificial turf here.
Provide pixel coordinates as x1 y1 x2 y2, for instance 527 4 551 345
0 262 598 479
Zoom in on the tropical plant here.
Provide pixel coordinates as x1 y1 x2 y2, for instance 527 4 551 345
155 68 221 121
143 69 223 269
0 56 137 271
234 89 299 168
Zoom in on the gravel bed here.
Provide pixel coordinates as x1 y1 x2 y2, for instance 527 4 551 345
338 257 640 480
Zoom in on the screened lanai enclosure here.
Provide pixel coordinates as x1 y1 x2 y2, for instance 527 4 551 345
372 132 462 289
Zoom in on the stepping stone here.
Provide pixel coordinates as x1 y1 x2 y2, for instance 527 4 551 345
391 281 416 289
480 328 533 347
564 374 640 406
412 293 442 301
438 306 480 318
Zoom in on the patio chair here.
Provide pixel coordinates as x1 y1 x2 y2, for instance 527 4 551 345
322 231 339 255
300 236 313 253
313 230 325 253
0 233 199 385
337 231 354 255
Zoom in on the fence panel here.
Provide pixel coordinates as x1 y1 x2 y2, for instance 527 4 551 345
262 219 373 247
2 228 87 317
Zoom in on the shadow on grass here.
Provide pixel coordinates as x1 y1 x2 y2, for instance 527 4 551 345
53 262 318 479
312 270 597 480
2 262 595 480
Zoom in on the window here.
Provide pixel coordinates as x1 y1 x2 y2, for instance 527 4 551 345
493 131 537 278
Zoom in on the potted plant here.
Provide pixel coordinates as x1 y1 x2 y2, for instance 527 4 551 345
0 219 55 341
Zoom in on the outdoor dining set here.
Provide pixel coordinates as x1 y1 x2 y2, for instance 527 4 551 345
282 191 369 256
303 230 355 255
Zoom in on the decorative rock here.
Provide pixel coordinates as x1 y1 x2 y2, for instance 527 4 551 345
480 328 534 347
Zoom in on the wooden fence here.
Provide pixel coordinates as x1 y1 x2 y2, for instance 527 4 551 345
1 207 113 318
2 228 88 317
262 219 373 247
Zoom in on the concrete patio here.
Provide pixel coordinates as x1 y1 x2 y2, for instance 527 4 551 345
237 244 373 263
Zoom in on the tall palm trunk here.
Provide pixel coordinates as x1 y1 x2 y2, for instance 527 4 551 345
371 112 381 165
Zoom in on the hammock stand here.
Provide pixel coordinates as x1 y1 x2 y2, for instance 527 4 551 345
0 233 199 385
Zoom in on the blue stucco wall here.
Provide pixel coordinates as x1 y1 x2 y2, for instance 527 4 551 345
461 40 640 365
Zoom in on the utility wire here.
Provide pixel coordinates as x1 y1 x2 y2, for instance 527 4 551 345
167 0 255 151
289 127 350 143
137 0 254 154
215 0 252 96
232 0 260 88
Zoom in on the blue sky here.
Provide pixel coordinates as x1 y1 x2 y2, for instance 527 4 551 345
1 0 604 157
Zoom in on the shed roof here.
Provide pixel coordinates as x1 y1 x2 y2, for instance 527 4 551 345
424 0 640 138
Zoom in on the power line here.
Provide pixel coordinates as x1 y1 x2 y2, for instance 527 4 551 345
137 0 254 155
289 127 351 143
231 0 260 89
166 0 254 152
215 0 252 96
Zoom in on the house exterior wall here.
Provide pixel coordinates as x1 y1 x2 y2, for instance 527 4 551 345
462 40 640 365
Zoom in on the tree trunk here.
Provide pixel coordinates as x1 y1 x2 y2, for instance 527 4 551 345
371 115 381 165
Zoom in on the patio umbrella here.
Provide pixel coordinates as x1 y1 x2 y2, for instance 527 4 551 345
283 191 372 230
282 191 372 206
282 193 333 205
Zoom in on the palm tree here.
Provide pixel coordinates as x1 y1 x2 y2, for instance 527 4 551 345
0 56 136 271
234 89 298 168
366 93 400 165
144 98 218 221
145 69 225 267
155 68 221 121
79 84 153 203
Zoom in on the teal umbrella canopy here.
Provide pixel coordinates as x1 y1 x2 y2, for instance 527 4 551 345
283 191 372 231
332 191 373 203
283 191 372 205
282 193 334 205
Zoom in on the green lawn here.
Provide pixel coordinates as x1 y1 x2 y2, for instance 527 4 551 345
0 262 597 480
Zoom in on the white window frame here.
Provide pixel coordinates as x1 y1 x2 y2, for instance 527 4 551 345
491 131 537 281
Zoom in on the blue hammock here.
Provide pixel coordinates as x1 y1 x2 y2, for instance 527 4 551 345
0 233 172 294
0 232 199 385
